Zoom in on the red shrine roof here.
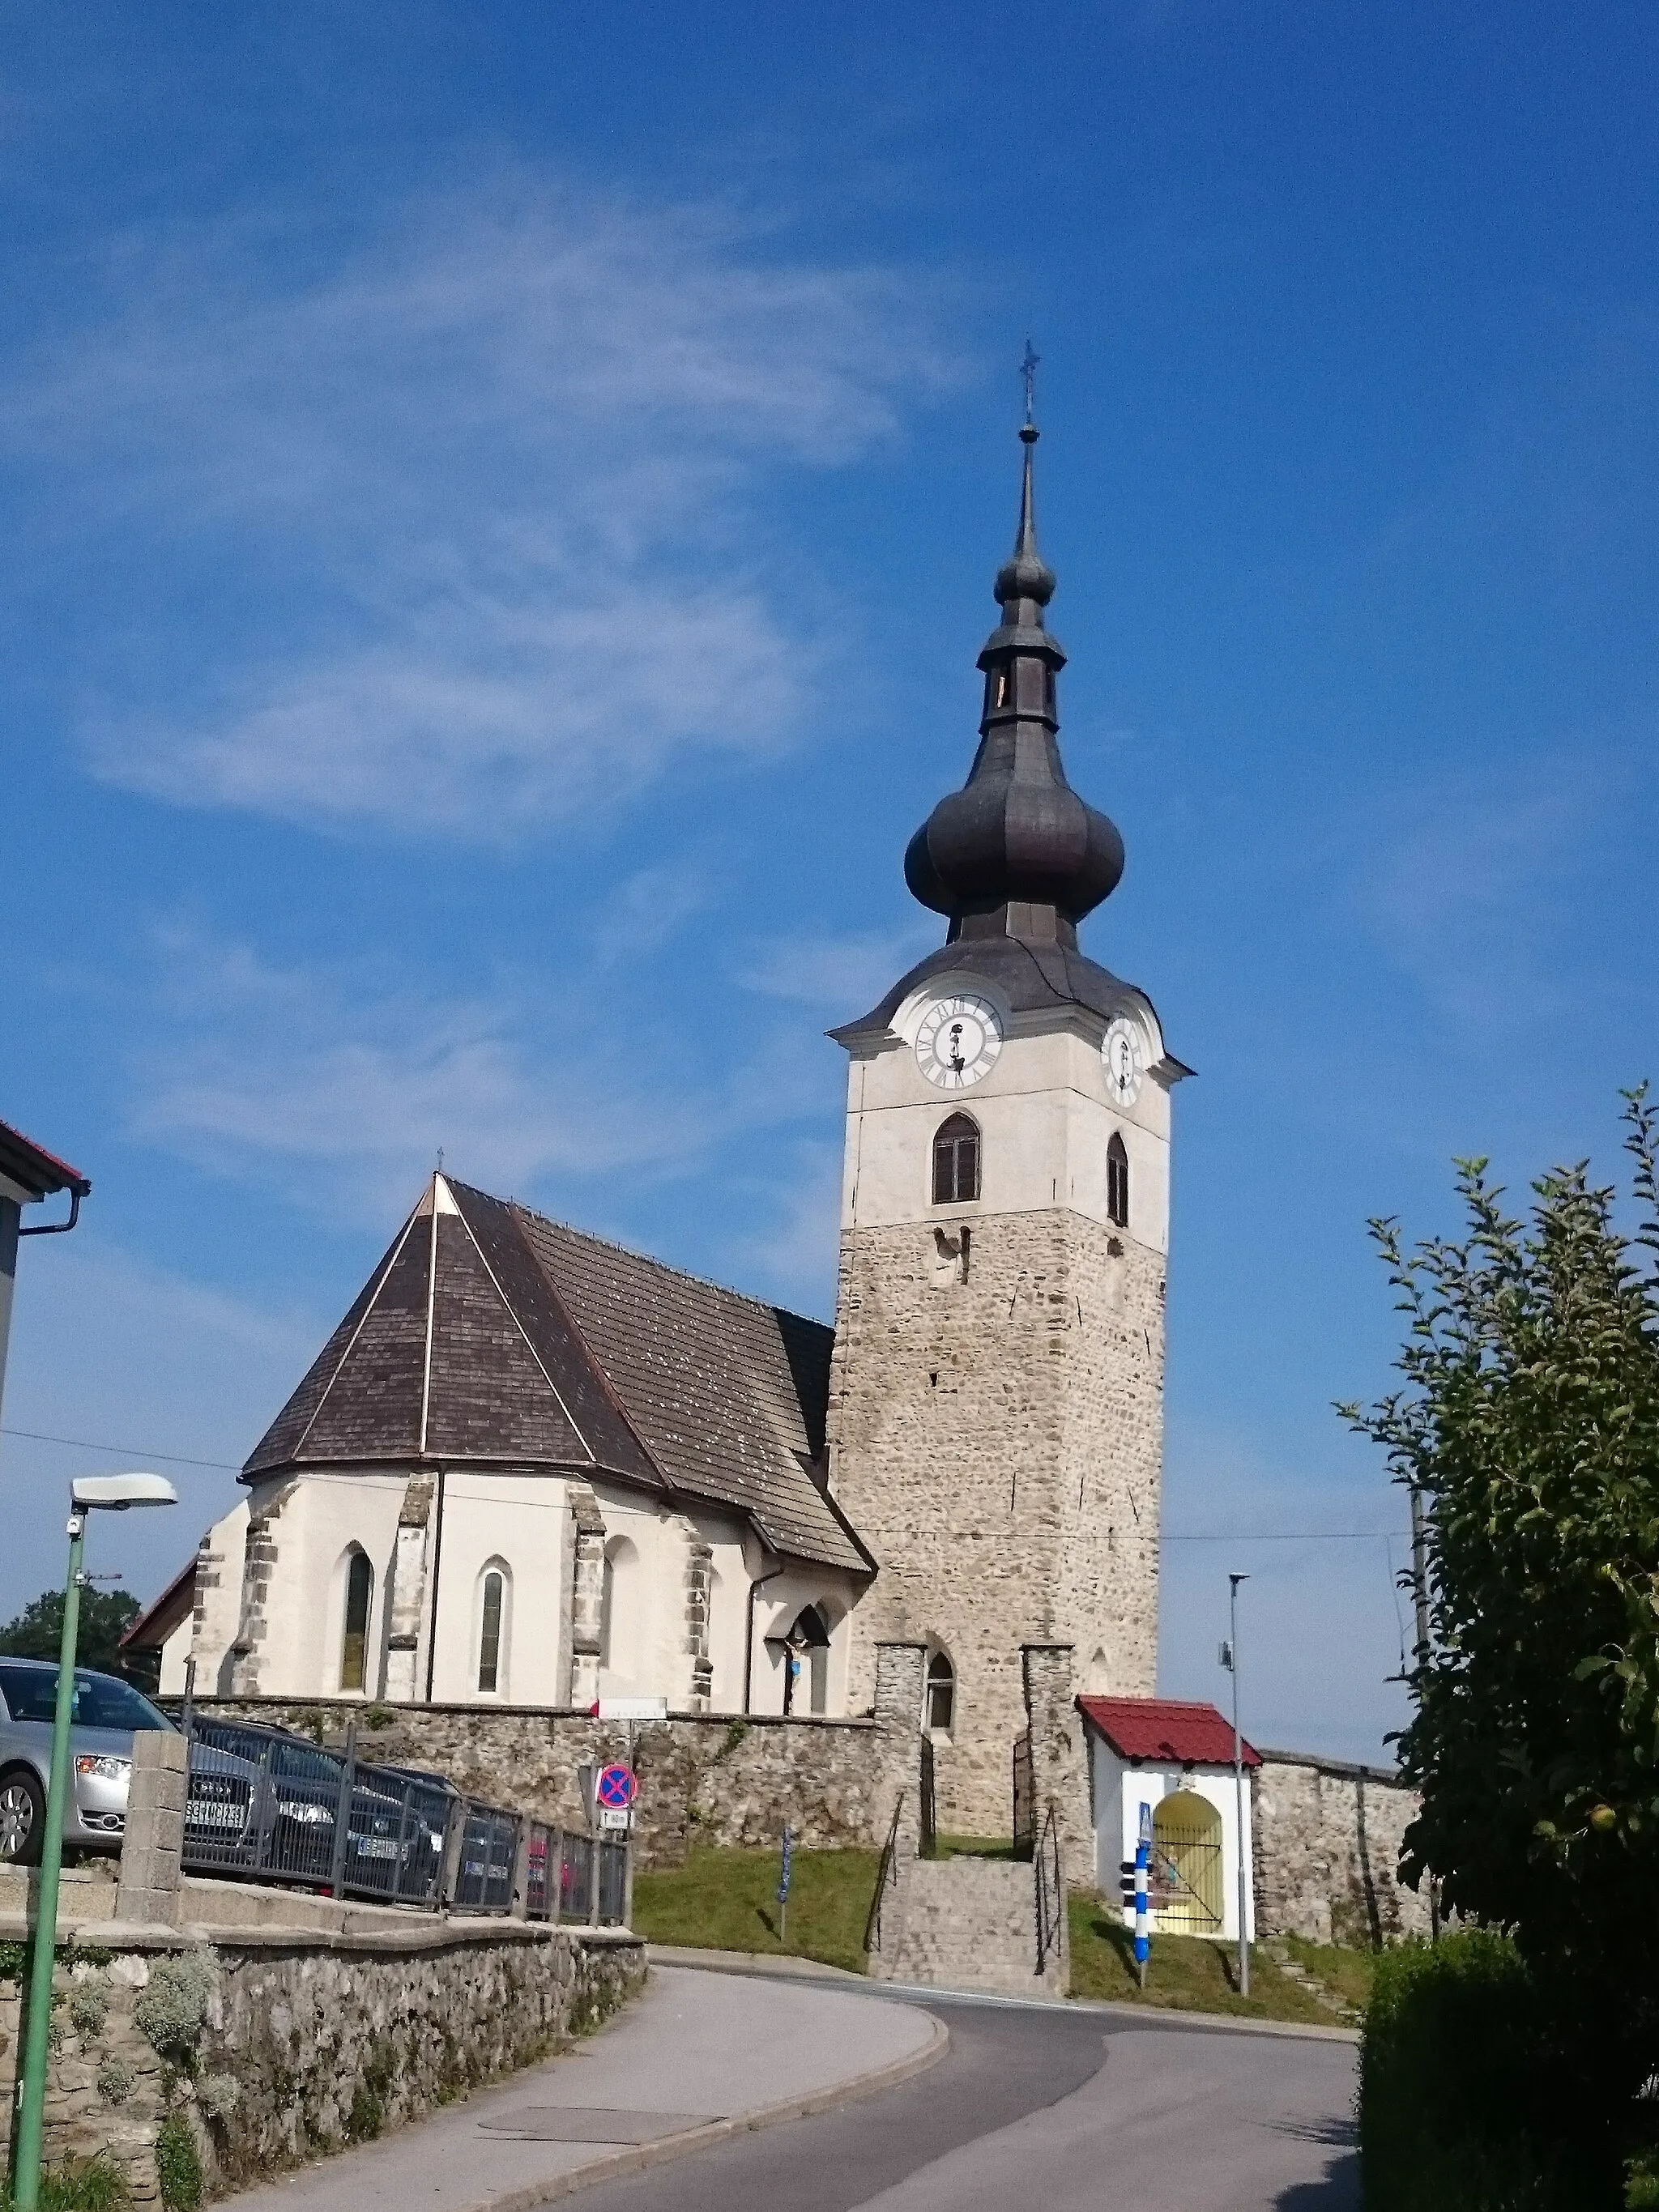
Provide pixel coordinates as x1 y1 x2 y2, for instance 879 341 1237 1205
1078 1695 1261 1769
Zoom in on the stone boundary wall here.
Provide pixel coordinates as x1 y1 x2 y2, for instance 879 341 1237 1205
1252 1748 1431 1946
180 1690 917 1868
0 1890 642 2205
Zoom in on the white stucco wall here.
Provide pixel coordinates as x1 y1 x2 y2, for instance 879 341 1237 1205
1090 1735 1256 1944
177 1468 861 1715
425 1472 568 1706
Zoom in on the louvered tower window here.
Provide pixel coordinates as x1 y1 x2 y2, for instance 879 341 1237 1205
1107 1132 1129 1229
932 1113 981 1205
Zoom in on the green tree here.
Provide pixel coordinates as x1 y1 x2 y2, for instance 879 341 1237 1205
1345 1090 1659 2161
0 1586 142 1673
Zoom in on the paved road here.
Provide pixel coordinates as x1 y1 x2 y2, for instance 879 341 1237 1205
560 1989 1358 2212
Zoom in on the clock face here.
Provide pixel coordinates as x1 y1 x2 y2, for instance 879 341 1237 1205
1102 1017 1145 1107
915 994 1003 1089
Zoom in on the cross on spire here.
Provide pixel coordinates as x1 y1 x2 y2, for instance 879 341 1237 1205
1020 339 1040 425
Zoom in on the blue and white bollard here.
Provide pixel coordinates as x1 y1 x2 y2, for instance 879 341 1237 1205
1135 1800 1153 1988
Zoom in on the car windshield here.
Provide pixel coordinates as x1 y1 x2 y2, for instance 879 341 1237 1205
0 1664 173 1733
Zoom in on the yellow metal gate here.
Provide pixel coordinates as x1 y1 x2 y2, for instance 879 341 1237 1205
1150 1792 1224 1933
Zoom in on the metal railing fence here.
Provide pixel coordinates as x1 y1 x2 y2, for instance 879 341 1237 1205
176 1713 633 1924
180 1715 518 1913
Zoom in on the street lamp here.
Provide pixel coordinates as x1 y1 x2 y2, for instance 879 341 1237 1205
13 1473 177 2212
1220 1572 1251 1998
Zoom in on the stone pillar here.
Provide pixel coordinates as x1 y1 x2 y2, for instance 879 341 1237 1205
567 1487 607 1708
226 1485 292 1696
382 1474 436 1701
1021 1643 1087 1859
873 1642 927 1852
116 1730 189 1926
683 1533 714 1712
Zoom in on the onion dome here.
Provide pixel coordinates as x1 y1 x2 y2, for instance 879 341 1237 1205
903 413 1124 949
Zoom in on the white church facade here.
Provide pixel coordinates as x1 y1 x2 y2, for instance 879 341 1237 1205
130 407 1192 1842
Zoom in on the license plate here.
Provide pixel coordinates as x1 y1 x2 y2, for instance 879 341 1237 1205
353 1839 400 1860
187 1801 246 1830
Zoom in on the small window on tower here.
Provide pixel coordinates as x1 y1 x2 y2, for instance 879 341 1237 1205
1044 667 1056 713
932 1113 981 1205
992 666 1013 710
1107 1132 1129 1229
925 1650 956 1735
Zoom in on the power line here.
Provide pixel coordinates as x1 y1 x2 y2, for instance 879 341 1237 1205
1 1427 1412 1546
0 1427 241 1472
1164 1530 1410 1544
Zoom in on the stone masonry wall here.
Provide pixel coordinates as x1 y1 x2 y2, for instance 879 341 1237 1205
0 1915 642 2205
1253 1750 1432 1946
181 1691 917 1868
826 1208 1163 1836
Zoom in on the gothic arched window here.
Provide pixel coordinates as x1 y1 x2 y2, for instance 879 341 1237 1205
932 1113 981 1206
925 1649 956 1735
1107 1132 1129 1229
476 1561 510 1694
339 1549 373 1693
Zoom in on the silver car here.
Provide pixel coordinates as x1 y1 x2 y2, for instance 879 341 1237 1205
0 1656 177 1865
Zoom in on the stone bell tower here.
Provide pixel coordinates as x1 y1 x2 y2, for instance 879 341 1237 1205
825 397 1188 1837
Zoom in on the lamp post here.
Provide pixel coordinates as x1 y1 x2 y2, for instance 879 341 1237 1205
13 1473 176 2212
1221 1572 1251 1997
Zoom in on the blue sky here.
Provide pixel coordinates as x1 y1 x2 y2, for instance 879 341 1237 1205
3 2 1657 1762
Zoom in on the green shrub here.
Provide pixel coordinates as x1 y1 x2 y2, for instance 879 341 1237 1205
70 1983 110 2042
134 1953 215 2063
96 2056 138 2106
152 2120 201 2212
0 2156 130 2212
1361 1931 1610 2209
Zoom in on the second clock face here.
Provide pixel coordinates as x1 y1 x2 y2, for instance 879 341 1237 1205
1102 1017 1145 1107
915 994 1003 1089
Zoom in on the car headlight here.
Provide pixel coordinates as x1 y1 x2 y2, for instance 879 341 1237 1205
75 1755 132 1782
276 1800 334 1826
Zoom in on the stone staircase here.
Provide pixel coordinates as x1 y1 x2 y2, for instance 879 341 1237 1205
866 1818 1069 2000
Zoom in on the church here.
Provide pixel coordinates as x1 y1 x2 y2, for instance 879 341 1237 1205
131 406 1185 1843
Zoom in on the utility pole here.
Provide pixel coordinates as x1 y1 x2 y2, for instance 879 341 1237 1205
1221 1573 1251 1997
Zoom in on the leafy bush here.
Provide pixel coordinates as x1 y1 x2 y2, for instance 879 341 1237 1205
70 1983 110 2042
1346 1096 1659 2133
0 2156 130 2212
134 1953 215 2063
197 2073 240 2121
152 2119 201 2212
95 2056 138 2106
1362 1932 1610 2209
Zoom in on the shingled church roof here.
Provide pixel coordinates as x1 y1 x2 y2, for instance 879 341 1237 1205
243 1175 866 1575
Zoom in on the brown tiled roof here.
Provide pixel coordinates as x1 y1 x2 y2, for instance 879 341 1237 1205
243 1175 865 1575
516 1210 863 1573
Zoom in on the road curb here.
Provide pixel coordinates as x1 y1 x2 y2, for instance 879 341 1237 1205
442 1984 949 2212
648 1950 1359 2045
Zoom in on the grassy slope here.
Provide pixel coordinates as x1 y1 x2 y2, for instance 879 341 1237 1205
633 1844 883 1975
633 1847 1356 2024
1068 1891 1337 2025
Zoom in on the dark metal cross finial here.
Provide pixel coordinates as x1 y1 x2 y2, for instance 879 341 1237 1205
1020 339 1040 424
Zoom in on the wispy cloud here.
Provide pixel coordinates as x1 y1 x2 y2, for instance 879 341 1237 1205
9 180 960 838
129 923 828 1224
736 926 932 1008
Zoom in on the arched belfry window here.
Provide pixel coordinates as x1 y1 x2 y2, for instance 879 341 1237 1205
932 1113 980 1206
1107 1132 1129 1230
925 1649 955 1735
339 1549 373 1694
